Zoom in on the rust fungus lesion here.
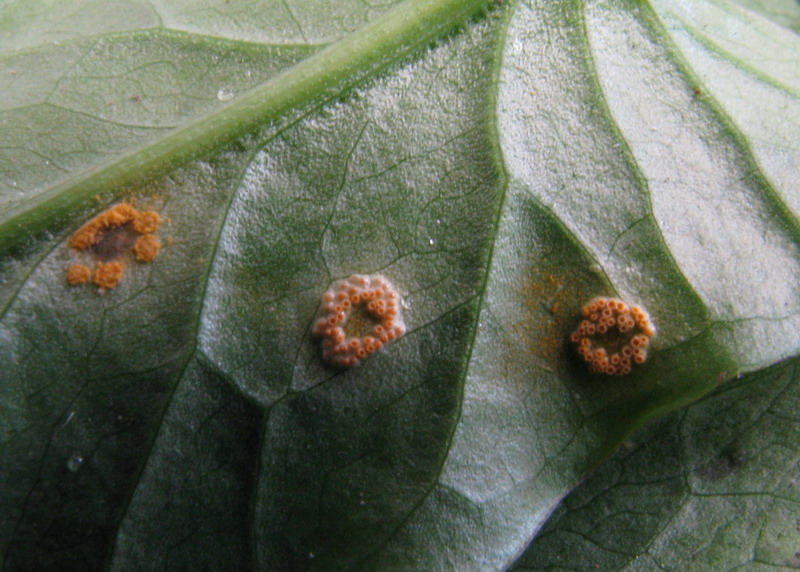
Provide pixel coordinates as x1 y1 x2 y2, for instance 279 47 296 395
513 270 577 368
132 234 162 262
65 263 92 286
66 202 165 291
313 274 406 368
93 261 126 290
570 297 656 376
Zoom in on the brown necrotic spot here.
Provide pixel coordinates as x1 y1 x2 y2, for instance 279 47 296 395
570 296 656 376
90 224 139 261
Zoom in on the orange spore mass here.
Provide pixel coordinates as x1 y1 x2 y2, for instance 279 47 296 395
69 203 137 249
93 261 125 290
132 234 161 262
132 210 161 235
570 296 656 376
66 264 92 285
313 274 406 368
66 202 166 291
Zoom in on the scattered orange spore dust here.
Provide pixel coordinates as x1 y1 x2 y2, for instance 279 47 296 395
313 274 406 368
570 297 656 376
66 264 92 285
511 271 576 370
66 202 166 291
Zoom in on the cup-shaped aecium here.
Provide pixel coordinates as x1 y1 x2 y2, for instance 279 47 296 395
570 297 656 376
314 274 406 368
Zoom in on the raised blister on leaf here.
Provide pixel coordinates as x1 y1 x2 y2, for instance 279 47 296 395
313 274 406 368
570 297 656 375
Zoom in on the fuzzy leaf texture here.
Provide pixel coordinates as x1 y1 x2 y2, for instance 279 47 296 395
0 0 798 570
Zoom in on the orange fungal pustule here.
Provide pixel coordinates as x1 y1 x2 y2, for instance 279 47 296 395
66 202 167 291
314 274 406 368
570 296 656 376
132 234 161 262
132 210 161 235
93 261 125 290
66 264 92 285
69 203 137 249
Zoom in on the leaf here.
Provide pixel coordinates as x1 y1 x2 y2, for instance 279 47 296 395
0 0 798 570
512 356 800 570
728 0 800 32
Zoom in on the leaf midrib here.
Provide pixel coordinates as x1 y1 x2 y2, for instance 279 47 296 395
0 0 493 257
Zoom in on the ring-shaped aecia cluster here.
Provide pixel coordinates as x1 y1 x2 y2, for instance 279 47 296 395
314 274 406 368
570 297 656 376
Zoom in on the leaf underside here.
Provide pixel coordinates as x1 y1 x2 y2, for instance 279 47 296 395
514 357 800 571
0 0 798 570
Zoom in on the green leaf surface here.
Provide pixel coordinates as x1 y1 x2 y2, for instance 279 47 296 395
0 0 798 570
729 0 800 32
513 356 800 570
